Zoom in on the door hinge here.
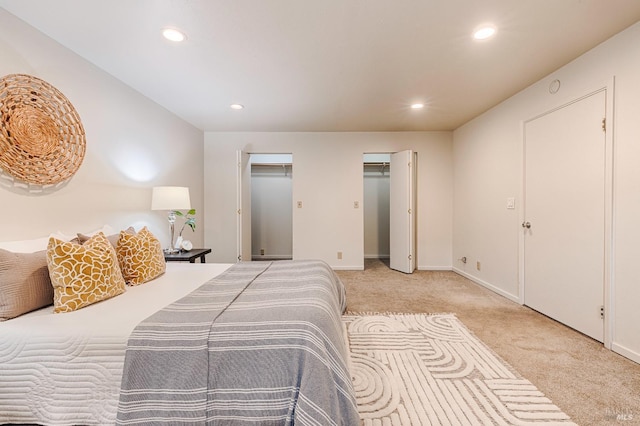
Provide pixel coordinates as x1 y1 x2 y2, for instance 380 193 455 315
408 254 412 260
601 118 606 132
600 305 605 319
237 209 241 215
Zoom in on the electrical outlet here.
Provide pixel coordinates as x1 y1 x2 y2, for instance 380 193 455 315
260 248 265 256
337 251 343 260
476 261 481 271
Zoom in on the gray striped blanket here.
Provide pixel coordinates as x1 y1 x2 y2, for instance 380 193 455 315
116 260 359 425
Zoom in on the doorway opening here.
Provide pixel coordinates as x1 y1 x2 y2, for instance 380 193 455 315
237 153 293 262
363 151 417 273
250 154 293 261
363 153 391 269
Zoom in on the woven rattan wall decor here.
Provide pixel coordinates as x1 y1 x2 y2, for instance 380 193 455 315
0 73 86 185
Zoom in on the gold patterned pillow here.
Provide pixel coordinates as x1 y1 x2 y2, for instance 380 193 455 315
116 227 166 286
47 232 126 313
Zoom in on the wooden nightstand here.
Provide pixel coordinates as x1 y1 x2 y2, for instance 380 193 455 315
163 248 212 263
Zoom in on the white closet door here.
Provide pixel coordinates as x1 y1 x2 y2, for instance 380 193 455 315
236 150 252 262
390 150 416 273
524 90 606 342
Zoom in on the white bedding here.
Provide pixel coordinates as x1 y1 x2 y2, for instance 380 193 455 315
0 262 232 425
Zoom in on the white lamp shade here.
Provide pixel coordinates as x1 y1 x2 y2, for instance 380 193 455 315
151 186 191 210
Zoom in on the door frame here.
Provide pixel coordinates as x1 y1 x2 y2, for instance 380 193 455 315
518 77 615 349
361 151 417 272
236 150 252 262
249 153 294 260
237 152 294 262
363 153 392 261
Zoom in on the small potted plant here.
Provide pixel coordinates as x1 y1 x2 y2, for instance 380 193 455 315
174 209 196 251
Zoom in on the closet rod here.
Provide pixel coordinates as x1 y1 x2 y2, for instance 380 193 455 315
251 163 292 176
363 162 389 175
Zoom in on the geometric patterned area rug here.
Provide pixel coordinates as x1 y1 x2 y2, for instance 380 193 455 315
343 313 577 425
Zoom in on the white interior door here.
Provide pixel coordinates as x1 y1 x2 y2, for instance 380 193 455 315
236 150 252 262
524 90 606 342
390 150 416 273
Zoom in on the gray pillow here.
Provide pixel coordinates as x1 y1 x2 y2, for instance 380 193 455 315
0 249 53 321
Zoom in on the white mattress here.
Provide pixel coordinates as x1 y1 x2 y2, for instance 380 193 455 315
0 262 232 425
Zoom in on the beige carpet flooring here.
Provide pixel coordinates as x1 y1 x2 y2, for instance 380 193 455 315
336 259 640 426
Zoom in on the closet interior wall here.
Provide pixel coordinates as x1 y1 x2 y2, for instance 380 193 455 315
251 162 293 260
364 161 391 260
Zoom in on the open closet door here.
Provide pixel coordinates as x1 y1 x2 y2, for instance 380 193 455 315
390 150 416 273
236 150 251 262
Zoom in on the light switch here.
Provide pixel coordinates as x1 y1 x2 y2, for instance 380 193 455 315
506 197 515 209
297 201 303 208
354 201 359 209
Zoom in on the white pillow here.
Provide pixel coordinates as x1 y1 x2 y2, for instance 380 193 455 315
0 237 51 253
78 224 115 237
53 225 114 243
50 231 77 242
0 226 114 253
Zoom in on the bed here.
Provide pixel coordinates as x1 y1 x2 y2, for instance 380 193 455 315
0 260 359 425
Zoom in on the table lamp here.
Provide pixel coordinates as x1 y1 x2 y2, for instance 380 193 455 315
151 186 191 253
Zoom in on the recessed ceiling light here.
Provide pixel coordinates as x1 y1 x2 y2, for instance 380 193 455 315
473 25 497 40
410 103 425 109
230 104 244 110
162 28 187 42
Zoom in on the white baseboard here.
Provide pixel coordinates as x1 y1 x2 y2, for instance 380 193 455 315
332 265 364 271
363 258 452 271
452 267 520 304
612 342 640 365
417 265 452 271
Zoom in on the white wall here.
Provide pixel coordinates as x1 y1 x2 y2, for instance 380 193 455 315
204 131 452 270
453 22 640 362
0 10 205 248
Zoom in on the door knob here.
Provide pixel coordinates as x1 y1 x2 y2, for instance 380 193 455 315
522 221 531 229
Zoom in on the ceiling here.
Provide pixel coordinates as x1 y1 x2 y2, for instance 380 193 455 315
2 1 640 132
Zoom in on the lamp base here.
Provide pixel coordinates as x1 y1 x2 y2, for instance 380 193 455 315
166 213 179 254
